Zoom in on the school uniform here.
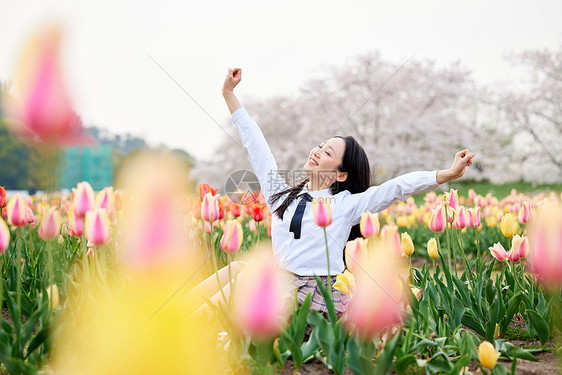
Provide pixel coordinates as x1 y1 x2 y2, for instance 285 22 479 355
232 107 441 316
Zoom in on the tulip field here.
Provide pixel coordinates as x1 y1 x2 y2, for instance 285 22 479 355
1 176 561 375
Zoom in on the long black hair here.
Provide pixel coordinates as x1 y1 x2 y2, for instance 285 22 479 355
269 135 371 243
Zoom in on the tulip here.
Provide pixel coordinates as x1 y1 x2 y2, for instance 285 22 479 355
7 194 27 227
359 211 379 238
344 250 405 339
467 207 481 228
252 204 265 223
200 193 219 222
380 225 401 256
333 270 356 295
85 208 111 246
220 220 243 253
47 283 60 310
500 213 517 238
448 189 459 210
38 207 61 241
518 202 533 224
0 186 6 209
429 204 446 233
0 217 10 253
345 238 368 274
204 221 212 234
68 205 84 237
312 196 332 227
73 181 95 219
528 207 562 288
510 234 529 261
410 287 423 300
453 206 469 230
95 187 116 221
230 203 241 218
233 254 290 340
401 232 414 256
478 341 498 369
25 207 37 226
427 238 438 258
198 183 217 201
2 26 84 144
489 243 509 262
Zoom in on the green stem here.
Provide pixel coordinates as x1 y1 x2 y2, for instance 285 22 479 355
209 232 227 306
447 220 457 275
474 227 482 275
16 227 22 314
323 227 332 301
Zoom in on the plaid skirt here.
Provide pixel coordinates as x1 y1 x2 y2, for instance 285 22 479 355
285 273 350 318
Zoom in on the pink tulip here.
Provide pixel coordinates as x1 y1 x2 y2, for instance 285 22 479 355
453 206 468 230
343 252 405 339
489 243 509 262
95 187 116 221
200 192 219 222
2 26 89 145
38 207 61 241
528 207 562 288
360 211 380 238
85 208 111 246
204 221 212 234
0 217 9 253
510 234 529 261
448 189 459 210
467 207 481 228
73 181 95 219
233 255 290 340
518 202 533 224
429 204 446 233
345 238 368 274
312 196 332 227
68 205 84 237
220 220 243 253
7 194 27 227
25 207 37 226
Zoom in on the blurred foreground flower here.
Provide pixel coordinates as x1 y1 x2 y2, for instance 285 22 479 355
2 25 92 145
233 252 292 341
46 283 59 310
528 204 562 289
343 242 407 339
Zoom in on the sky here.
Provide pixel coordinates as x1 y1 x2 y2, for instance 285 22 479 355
1 0 561 162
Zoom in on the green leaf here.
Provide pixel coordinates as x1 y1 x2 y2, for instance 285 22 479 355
461 310 486 337
374 330 401 375
501 342 538 362
394 354 417 373
27 329 49 358
526 309 550 344
347 337 375 375
313 276 337 324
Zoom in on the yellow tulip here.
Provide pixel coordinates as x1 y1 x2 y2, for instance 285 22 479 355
427 238 438 259
401 232 414 256
478 341 498 369
500 213 517 238
47 284 60 310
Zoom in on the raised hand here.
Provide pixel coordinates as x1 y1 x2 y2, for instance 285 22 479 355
222 68 242 94
436 149 476 184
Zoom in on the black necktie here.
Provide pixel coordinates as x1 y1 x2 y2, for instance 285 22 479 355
289 193 312 240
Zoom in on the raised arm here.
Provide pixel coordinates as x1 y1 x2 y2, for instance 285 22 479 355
222 68 242 114
343 150 476 225
222 68 289 207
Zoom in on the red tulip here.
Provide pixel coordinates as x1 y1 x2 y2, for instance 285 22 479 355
231 203 241 218
252 204 265 223
198 184 217 201
0 186 6 209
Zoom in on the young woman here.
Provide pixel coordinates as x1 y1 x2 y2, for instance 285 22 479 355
189 67 475 317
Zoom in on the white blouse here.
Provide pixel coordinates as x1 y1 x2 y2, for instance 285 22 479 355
232 107 441 276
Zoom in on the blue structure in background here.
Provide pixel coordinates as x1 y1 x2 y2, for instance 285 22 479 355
61 146 113 191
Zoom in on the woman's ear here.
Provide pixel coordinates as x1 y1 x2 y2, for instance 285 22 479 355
337 171 348 182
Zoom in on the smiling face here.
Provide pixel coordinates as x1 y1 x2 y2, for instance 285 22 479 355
303 137 348 190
